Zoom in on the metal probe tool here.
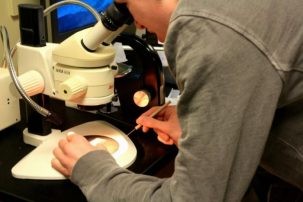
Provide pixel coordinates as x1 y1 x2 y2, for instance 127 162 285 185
126 101 171 136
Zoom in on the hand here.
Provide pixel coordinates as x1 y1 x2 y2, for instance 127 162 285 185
136 105 181 145
51 132 106 177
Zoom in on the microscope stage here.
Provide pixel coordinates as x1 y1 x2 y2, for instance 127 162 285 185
11 121 137 180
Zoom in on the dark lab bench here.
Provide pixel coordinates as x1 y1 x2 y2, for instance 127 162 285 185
0 100 177 202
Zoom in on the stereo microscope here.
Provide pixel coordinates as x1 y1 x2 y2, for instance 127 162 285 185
1 1 164 180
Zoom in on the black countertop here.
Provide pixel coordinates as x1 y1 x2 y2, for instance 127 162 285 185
0 100 177 202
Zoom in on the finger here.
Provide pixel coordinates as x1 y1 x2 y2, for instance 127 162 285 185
142 125 150 133
58 138 71 154
157 135 174 145
53 146 73 169
138 116 170 133
58 137 68 146
67 131 76 137
51 158 70 177
156 132 174 144
66 132 80 142
67 133 90 145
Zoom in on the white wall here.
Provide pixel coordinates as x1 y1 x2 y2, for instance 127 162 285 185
0 0 40 66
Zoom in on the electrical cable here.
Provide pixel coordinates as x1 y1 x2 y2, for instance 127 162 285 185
1 42 17 68
0 25 51 117
43 0 101 22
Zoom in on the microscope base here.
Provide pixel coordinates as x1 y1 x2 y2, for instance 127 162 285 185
23 128 61 147
12 121 137 180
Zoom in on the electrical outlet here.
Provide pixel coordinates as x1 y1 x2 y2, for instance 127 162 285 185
8 0 40 17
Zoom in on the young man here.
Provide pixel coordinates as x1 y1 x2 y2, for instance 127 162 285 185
52 0 303 201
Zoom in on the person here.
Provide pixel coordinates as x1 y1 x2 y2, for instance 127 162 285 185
52 0 303 201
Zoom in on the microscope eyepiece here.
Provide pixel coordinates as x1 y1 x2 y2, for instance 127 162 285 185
101 2 133 31
81 2 134 52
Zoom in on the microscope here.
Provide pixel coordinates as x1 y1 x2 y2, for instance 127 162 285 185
3 1 165 180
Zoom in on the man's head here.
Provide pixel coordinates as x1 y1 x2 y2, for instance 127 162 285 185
115 0 178 42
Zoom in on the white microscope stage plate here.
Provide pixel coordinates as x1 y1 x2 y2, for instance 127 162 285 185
11 120 137 180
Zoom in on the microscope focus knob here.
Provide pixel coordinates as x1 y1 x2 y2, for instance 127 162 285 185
58 76 87 100
18 70 44 96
